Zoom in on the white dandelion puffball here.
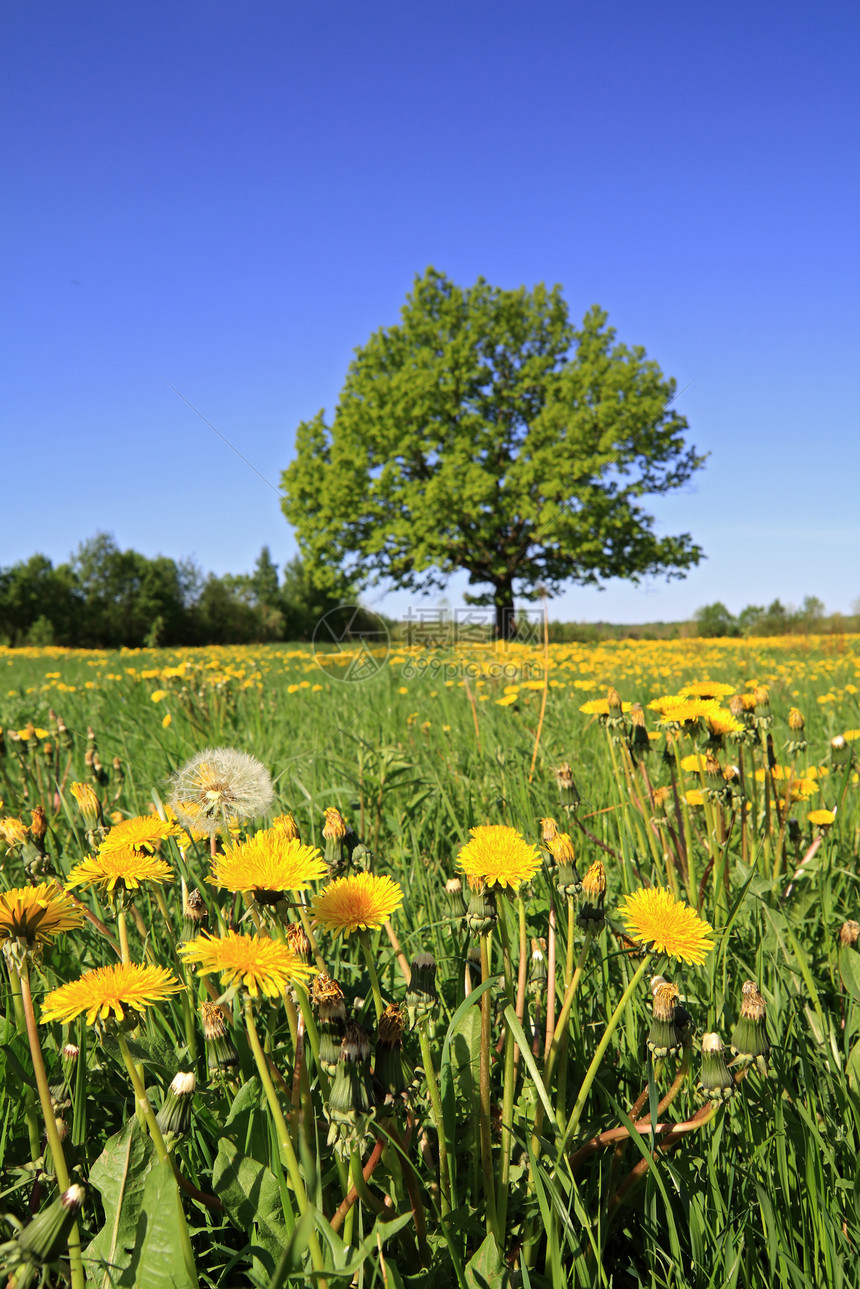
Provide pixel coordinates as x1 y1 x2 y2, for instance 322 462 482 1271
168 747 275 835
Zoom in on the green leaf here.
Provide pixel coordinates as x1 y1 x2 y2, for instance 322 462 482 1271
212 1138 292 1277
464 1233 507 1289
87 1118 157 1283
839 948 860 1004
131 1161 198 1289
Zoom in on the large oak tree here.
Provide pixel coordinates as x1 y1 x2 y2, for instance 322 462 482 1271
281 269 706 638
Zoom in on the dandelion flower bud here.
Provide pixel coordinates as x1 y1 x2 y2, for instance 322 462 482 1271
628 702 651 758
753 686 771 727
697 1032 735 1102
406 953 438 1027
313 972 348 1075
465 878 498 936
181 886 208 941
576 861 606 932
830 735 850 767
324 1022 375 1159
607 687 623 716
16 1183 86 1266
445 876 467 920
555 762 580 809
201 1001 239 1071
156 1071 196 1137
528 938 548 994
540 816 559 846
788 708 805 733
549 832 580 898
272 813 301 841
731 981 770 1074
647 982 684 1058
839 920 860 948
30 805 47 847
284 921 312 965
374 1003 410 1103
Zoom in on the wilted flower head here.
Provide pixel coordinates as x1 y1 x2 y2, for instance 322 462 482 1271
168 748 274 835
839 920 860 948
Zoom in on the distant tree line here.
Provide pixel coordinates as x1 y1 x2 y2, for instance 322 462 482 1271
0 533 378 648
692 597 856 638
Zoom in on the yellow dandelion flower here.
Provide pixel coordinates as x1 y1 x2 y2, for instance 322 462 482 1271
456 824 542 890
98 815 179 855
579 698 632 716
681 681 736 699
618 888 714 965
66 848 174 896
807 809 836 829
211 830 328 900
0 882 84 947
704 710 743 738
684 789 705 806
41 962 183 1025
311 872 404 939
680 753 709 773
179 930 317 998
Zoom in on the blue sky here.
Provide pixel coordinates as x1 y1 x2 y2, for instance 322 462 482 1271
3 0 859 624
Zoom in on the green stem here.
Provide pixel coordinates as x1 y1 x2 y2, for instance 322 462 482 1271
564 899 575 987
116 1030 169 1162
18 957 85 1289
243 999 329 1284
479 937 498 1237
359 933 385 1019
117 908 131 964
496 1015 516 1237
558 953 653 1156
417 1024 452 1217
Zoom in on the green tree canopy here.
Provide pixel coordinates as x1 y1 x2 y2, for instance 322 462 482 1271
281 268 707 638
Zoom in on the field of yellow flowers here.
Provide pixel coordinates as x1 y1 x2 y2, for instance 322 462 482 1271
0 634 858 1289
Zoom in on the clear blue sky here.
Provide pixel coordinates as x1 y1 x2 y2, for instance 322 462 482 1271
3 0 859 624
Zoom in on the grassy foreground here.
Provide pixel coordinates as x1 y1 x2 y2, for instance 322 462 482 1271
1 635 859 1288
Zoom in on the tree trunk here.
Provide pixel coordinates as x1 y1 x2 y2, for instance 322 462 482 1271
494 581 517 642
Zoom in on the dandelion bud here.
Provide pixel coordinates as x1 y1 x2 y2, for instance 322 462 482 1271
272 813 300 841
181 886 208 940
731 981 770 1074
539 816 559 846
697 1032 735 1102
549 832 580 898
628 702 650 758
284 921 312 965
647 982 684 1058
324 1022 375 1159
444 876 466 920
374 1003 410 1103
788 708 804 733
753 686 771 727
30 806 47 847
70 781 102 833
607 687 623 716
528 938 548 994
56 714 73 751
313 973 348 1075
839 920 860 948
555 763 580 810
16 1183 86 1267
830 735 850 767
201 1001 239 1071
406 953 438 1027
156 1071 196 1136
348 840 373 871
465 879 498 936
576 861 606 932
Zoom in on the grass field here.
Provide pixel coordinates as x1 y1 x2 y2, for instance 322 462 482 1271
1 634 859 1288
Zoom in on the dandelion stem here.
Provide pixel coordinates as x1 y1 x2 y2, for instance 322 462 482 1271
559 953 653 1157
17 956 85 1289
417 1024 452 1217
243 998 329 1283
479 936 498 1237
359 932 385 1019
117 908 131 964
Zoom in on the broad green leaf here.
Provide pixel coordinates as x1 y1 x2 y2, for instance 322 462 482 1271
464 1233 506 1289
87 1118 156 1283
131 1160 198 1289
212 1138 292 1277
